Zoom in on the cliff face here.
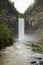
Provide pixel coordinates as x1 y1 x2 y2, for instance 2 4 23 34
0 0 18 35
24 0 43 33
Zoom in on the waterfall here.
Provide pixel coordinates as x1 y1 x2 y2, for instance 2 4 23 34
18 18 24 40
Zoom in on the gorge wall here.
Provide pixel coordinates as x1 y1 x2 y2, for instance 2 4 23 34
24 0 43 33
0 0 18 35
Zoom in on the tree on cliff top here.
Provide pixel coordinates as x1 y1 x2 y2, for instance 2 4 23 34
24 0 43 15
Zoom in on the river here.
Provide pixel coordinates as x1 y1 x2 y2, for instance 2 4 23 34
0 40 43 65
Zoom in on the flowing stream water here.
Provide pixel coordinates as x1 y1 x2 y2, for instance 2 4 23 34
0 41 43 65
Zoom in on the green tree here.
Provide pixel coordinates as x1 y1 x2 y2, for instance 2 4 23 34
0 19 13 49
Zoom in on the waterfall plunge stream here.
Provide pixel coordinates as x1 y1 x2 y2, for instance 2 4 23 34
18 18 25 40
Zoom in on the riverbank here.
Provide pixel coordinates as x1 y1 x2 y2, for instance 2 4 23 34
31 39 43 53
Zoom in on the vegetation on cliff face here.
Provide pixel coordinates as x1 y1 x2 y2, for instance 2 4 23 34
0 0 23 17
24 0 43 15
0 19 13 49
24 4 33 15
7 0 24 17
7 0 23 17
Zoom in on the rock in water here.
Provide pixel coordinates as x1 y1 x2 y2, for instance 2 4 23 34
30 61 36 64
39 61 43 65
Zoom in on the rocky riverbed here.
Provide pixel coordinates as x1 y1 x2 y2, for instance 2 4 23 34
0 41 43 65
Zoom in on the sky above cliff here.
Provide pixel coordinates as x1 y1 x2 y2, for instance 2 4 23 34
10 0 34 13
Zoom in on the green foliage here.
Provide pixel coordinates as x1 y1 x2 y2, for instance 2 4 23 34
0 19 13 48
17 13 24 18
33 28 43 52
25 5 33 14
34 0 43 5
24 0 42 15
0 0 23 18
32 40 43 52
36 28 43 38
34 0 39 4
7 0 24 17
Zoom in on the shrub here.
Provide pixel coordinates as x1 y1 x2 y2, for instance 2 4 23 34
0 19 13 49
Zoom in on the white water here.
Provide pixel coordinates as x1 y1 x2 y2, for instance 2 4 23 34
18 18 24 40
